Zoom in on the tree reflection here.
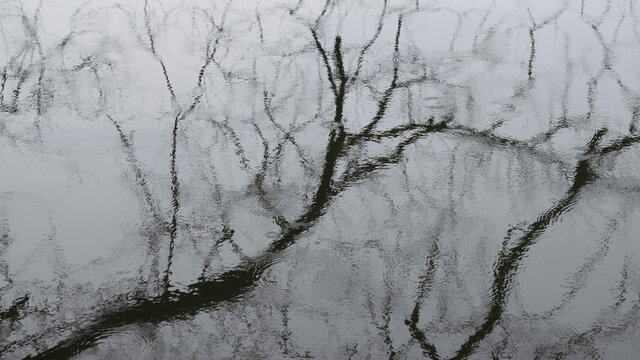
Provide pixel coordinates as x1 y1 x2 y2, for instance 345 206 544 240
1 0 640 359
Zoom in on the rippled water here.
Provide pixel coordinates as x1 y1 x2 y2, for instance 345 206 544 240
1 0 640 359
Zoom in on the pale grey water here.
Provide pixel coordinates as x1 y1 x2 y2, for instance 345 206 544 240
1 0 640 359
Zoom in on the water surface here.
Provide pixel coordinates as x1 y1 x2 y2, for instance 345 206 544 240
1 0 640 359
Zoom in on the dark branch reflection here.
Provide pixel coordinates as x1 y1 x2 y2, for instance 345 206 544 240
1 0 640 359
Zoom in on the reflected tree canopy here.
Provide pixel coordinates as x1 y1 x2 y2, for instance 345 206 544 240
1 0 640 359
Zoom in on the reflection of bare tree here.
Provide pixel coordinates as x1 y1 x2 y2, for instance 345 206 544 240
1 0 640 359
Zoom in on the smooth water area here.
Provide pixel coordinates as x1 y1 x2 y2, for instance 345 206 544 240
1 0 640 359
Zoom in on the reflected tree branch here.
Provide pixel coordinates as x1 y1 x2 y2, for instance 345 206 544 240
3 1 640 358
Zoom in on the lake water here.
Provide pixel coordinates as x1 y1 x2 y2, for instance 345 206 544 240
1 0 640 359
